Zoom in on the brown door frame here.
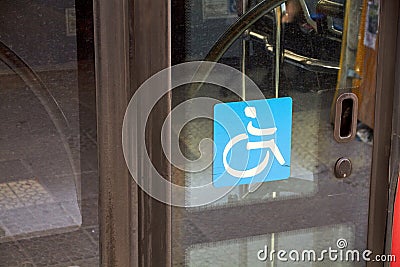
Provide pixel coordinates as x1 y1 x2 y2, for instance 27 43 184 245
94 0 399 266
367 1 399 265
94 0 171 266
94 0 134 265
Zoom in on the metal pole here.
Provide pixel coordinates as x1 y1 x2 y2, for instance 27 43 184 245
241 0 247 100
240 0 250 197
274 6 282 98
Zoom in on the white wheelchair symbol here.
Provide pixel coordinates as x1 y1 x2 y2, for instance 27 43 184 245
223 107 286 178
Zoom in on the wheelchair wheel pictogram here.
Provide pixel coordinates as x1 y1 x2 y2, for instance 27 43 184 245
223 133 271 178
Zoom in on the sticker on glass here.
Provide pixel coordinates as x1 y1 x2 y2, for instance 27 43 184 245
213 97 292 187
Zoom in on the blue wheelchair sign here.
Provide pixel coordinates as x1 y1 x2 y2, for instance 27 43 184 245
213 97 292 188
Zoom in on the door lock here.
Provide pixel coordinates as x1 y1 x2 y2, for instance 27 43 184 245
335 157 352 178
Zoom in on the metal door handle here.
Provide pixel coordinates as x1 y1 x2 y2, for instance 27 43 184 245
334 93 358 143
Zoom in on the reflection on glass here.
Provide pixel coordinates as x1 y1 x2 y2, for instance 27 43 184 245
0 1 81 240
0 1 98 266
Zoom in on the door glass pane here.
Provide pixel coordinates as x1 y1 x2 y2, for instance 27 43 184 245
171 0 379 265
0 1 99 266
188 224 355 266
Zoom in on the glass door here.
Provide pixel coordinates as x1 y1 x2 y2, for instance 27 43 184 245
159 0 392 265
0 1 99 266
